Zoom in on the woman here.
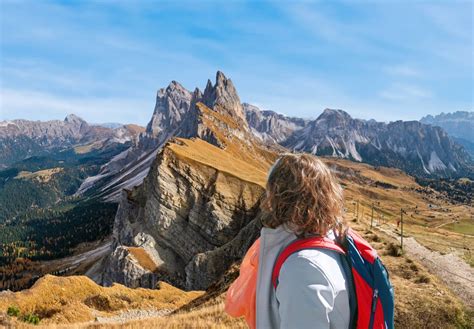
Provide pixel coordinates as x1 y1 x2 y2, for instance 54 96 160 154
256 153 351 329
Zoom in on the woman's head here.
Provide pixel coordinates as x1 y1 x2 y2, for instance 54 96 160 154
261 153 346 236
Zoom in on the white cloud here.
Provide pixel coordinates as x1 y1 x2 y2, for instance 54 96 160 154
379 83 433 101
385 64 421 78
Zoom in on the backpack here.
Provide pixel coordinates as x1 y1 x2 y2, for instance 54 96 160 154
272 228 395 329
225 238 260 329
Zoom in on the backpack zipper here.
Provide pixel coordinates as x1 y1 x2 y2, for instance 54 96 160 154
368 288 378 329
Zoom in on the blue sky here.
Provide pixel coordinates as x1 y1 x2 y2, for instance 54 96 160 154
0 0 472 125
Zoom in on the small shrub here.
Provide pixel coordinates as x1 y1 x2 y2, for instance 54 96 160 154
116 294 132 304
409 263 419 272
386 243 403 257
84 294 112 311
36 307 60 319
7 305 20 317
415 274 431 284
371 234 381 242
21 313 40 325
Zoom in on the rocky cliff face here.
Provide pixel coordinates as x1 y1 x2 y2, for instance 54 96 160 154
141 81 193 148
79 71 267 201
243 103 309 143
90 72 278 290
94 141 267 289
283 109 473 177
420 111 474 158
420 111 474 141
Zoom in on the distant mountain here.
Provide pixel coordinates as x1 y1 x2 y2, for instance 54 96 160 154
0 115 143 169
281 109 472 178
243 103 309 144
96 122 124 129
420 111 474 158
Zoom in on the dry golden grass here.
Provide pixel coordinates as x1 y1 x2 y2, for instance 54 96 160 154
196 102 278 171
0 275 202 326
15 168 63 183
126 247 157 272
322 157 473 258
169 138 268 188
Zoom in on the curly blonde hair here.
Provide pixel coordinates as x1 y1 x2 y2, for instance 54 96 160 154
261 153 347 237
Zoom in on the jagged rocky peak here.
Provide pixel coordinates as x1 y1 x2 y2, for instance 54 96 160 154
64 114 87 126
243 103 309 144
190 87 203 109
201 71 246 122
316 108 353 123
91 73 279 290
158 80 189 98
146 81 193 138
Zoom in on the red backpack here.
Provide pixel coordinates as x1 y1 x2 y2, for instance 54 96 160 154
272 229 395 329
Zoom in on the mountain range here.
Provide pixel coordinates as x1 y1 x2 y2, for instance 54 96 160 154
421 111 474 158
283 109 472 177
0 114 143 169
0 71 473 293
2 73 471 184
77 72 471 292
67 75 472 207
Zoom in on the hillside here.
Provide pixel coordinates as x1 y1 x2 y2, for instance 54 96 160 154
0 216 471 328
0 143 134 291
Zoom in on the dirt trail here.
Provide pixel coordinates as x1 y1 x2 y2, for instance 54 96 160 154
376 225 474 309
93 308 171 324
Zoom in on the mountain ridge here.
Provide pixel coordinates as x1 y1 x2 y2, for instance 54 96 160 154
0 115 143 169
282 108 472 178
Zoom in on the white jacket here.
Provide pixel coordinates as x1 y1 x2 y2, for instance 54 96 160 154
256 225 351 329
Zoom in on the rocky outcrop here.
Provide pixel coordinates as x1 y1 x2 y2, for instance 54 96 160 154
94 71 277 290
79 71 267 201
141 81 193 149
243 103 309 143
283 109 473 177
202 71 247 123
97 138 269 290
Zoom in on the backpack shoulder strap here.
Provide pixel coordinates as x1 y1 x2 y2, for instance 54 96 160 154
271 236 345 289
